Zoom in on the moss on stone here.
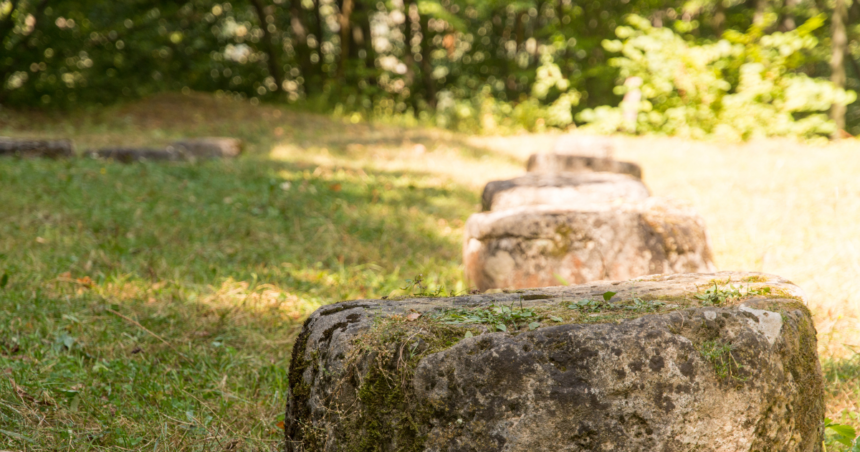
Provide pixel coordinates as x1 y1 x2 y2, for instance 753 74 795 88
321 316 471 452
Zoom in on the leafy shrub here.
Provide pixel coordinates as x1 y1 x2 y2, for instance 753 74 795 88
578 15 856 141
434 55 581 134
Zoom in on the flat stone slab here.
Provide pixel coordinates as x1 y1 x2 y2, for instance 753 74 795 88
527 153 642 179
464 199 716 291
481 172 650 211
91 148 185 163
0 137 73 158
91 138 242 163
168 137 242 158
552 134 614 158
285 271 823 452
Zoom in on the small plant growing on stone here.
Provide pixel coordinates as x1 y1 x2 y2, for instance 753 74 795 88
567 298 604 313
400 274 459 297
432 302 542 332
697 340 747 382
625 297 666 312
695 281 772 306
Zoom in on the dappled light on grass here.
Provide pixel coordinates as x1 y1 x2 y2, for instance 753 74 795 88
2 95 858 446
0 141 478 447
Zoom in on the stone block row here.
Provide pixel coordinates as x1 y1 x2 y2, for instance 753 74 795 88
465 134 715 291
0 136 242 162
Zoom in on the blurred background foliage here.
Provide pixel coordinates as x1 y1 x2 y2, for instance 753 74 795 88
2 0 859 138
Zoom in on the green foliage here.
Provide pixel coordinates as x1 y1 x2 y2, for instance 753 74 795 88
579 15 856 140
826 418 860 451
3 0 860 136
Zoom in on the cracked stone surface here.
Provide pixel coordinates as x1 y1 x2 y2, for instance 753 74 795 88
463 199 716 291
481 172 650 212
285 272 824 452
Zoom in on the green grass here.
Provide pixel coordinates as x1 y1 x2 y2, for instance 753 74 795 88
0 154 476 449
0 93 858 449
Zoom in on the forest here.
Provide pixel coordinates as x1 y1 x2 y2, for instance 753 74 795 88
2 0 859 139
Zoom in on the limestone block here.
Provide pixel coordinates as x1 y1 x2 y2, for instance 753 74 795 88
481 172 650 211
168 137 242 158
464 199 715 291
285 272 823 452
552 134 614 158
527 153 643 179
0 137 73 158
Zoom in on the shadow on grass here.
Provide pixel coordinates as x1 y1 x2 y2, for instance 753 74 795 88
0 154 477 449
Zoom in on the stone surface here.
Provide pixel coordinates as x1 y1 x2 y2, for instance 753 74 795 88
91 148 185 163
527 153 642 179
168 137 242 158
91 138 242 162
285 271 823 452
552 134 614 158
0 137 74 158
464 198 716 291
481 172 650 211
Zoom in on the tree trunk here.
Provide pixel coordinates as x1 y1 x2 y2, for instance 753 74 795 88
313 0 326 86
249 0 285 93
358 1 375 77
336 0 354 81
753 0 767 27
290 0 315 95
713 0 725 36
403 0 418 112
419 11 436 108
831 0 848 133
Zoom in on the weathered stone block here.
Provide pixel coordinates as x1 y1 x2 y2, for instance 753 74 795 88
91 148 185 163
552 134 614 158
285 272 823 452
481 172 650 211
527 153 642 179
0 137 73 158
91 138 242 163
168 137 242 158
464 199 715 291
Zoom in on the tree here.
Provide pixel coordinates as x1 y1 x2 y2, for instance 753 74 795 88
831 0 848 133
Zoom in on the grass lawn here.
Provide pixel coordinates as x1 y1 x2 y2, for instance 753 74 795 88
0 92 858 450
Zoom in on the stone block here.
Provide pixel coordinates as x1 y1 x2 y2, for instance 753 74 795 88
0 137 74 158
481 172 650 211
552 134 614 158
285 272 823 452
168 137 242 158
463 199 715 291
91 148 185 163
527 153 642 179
